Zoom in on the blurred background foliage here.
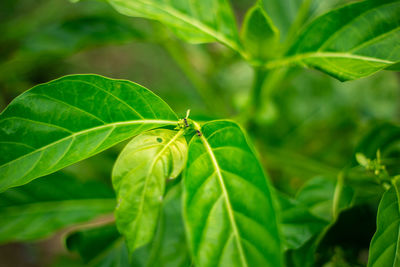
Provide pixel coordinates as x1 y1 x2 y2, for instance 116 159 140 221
0 0 399 266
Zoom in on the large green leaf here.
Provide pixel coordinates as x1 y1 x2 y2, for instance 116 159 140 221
274 0 400 81
0 172 115 243
183 120 282 267
104 0 243 53
132 183 191 267
0 74 178 192
112 129 187 253
241 0 279 61
368 177 400 267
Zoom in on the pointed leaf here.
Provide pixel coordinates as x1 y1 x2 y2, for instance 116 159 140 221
0 74 178 192
368 177 400 267
112 129 187 253
241 1 279 61
0 172 115 243
183 120 283 267
281 0 400 81
104 0 242 53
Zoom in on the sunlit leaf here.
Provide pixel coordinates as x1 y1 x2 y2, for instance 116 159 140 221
368 177 400 267
112 129 187 253
275 0 400 81
0 74 178 192
183 120 282 267
241 0 279 61
103 0 243 53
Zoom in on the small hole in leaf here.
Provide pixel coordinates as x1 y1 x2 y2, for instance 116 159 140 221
156 137 163 143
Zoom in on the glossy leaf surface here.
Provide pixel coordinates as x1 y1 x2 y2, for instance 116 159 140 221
0 172 115 243
183 120 282 267
284 0 400 81
241 1 279 61
0 74 178 192
105 0 242 52
112 129 187 253
368 177 400 267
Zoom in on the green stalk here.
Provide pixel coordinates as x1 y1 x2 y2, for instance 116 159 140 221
332 171 345 220
162 38 228 116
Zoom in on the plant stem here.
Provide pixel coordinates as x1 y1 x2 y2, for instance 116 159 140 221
332 171 344 219
161 38 228 116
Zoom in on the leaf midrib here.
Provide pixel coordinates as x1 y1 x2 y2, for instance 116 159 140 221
200 134 248 267
131 0 242 53
134 129 185 233
264 52 394 69
317 1 397 51
0 119 177 170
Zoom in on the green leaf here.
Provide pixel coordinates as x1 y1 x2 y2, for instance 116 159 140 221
132 183 192 267
284 176 354 267
66 183 191 267
104 0 243 53
296 176 353 222
22 16 146 56
67 224 130 267
277 192 328 250
240 0 279 61
0 172 115 243
66 223 122 264
0 74 178 192
277 0 400 81
112 129 187 253
368 177 400 267
261 0 303 39
183 120 283 267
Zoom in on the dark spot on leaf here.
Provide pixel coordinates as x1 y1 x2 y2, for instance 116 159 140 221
156 137 163 143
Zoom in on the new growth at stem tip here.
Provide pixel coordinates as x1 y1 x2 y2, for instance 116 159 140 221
176 109 202 136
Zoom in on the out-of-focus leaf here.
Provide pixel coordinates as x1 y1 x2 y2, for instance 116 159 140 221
261 0 303 39
241 0 279 61
296 176 354 221
112 129 187 253
368 177 400 267
66 183 191 267
353 122 400 173
22 16 146 56
132 183 191 267
0 172 115 243
0 74 178 192
283 176 354 267
183 120 283 267
277 0 400 81
103 0 243 53
66 223 122 264
277 192 328 250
